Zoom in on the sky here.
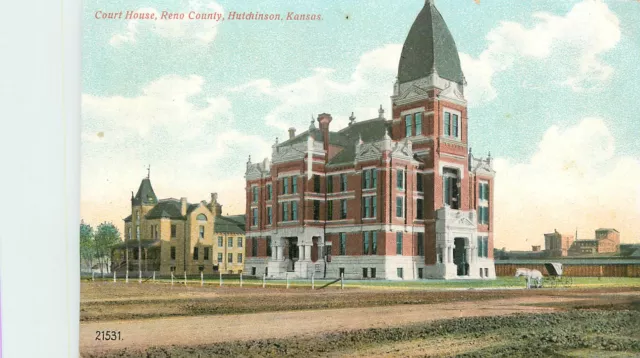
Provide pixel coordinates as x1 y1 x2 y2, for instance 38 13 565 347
81 0 640 250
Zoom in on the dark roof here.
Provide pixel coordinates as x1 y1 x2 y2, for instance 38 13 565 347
124 215 132 222
132 178 158 206
279 127 352 148
214 215 246 234
145 199 186 220
328 118 390 165
596 228 619 232
398 1 464 85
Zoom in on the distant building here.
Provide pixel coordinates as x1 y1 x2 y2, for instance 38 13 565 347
112 176 246 276
544 230 575 257
568 228 620 256
594 228 620 253
531 245 541 252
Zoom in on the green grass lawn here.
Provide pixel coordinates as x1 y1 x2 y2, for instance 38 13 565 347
90 276 639 290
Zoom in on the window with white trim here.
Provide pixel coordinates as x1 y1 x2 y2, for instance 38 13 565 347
478 182 490 225
443 168 460 209
443 110 461 139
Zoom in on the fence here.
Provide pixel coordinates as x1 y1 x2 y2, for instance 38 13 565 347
495 263 640 277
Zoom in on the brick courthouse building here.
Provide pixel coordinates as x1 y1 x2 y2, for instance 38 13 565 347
244 0 496 280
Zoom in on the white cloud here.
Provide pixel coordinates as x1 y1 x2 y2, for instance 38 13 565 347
230 44 402 131
81 75 264 235
461 0 620 105
110 2 224 47
494 118 640 250
82 75 231 137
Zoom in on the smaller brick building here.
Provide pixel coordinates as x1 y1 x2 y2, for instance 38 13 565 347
544 230 575 257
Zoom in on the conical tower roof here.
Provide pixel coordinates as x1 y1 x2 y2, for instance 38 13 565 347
132 178 157 206
397 0 465 85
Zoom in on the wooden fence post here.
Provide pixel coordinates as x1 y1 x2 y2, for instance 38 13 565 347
341 272 344 290
240 273 243 288
113 271 116 283
153 271 155 282
184 271 187 286
125 270 129 283
171 272 174 286
262 273 266 288
311 273 315 290
219 272 223 287
201 271 204 287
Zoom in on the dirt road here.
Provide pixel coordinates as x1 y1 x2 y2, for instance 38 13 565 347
81 295 580 356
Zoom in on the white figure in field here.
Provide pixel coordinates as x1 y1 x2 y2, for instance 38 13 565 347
515 268 543 288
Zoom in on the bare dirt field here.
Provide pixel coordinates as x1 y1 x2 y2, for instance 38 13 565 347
80 282 640 357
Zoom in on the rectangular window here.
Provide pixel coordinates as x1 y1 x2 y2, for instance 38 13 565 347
238 253 243 263
340 174 347 192
396 232 403 255
363 197 371 218
371 267 377 278
252 208 258 226
228 237 233 247
362 268 368 278
228 253 233 263
199 225 205 239
372 196 377 218
415 112 423 135
417 232 424 256
340 199 347 219
283 202 289 221
363 232 370 255
310 200 318 220
416 198 424 219
339 233 347 255
217 252 223 263
252 186 258 202
397 267 404 279
292 177 298 193
313 175 320 193
364 170 371 189
372 232 377 255
237 237 243 248
405 114 412 137
397 169 404 189
444 112 451 136
416 173 424 192
372 169 377 188
484 237 489 258
252 238 258 256
292 201 298 221
418 268 424 279
218 236 223 247
443 168 459 209
327 200 333 220
477 236 483 258
327 175 333 193
171 224 176 238
193 247 199 260
283 177 289 194
267 184 272 200
204 247 210 260
453 114 459 137
267 207 272 225
266 237 272 257
170 246 176 260
396 196 404 218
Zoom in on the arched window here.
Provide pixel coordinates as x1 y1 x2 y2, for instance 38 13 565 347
196 214 207 221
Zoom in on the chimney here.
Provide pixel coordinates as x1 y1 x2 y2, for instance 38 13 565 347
216 203 222 217
209 193 218 216
180 197 187 216
288 127 296 139
317 113 333 156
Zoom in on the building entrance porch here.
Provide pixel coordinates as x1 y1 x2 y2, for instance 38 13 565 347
266 229 325 279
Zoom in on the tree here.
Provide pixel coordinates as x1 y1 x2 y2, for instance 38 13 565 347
94 222 121 276
80 221 95 272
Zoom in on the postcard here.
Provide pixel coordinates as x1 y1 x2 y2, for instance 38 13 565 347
80 0 640 357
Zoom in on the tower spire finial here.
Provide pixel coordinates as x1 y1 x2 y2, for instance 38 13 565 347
147 165 150 179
